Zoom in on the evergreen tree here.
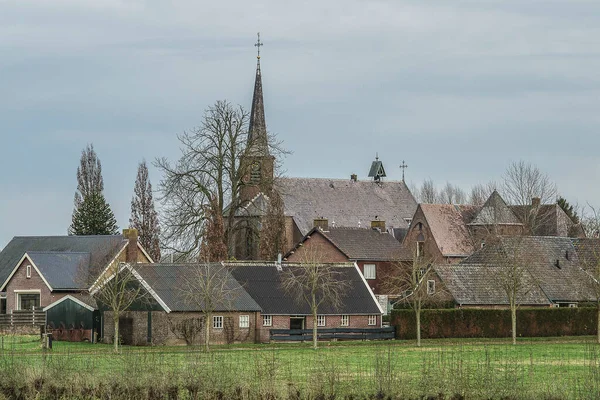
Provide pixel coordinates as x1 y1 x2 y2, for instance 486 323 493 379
69 144 119 235
130 161 161 261
70 192 119 235
558 197 580 224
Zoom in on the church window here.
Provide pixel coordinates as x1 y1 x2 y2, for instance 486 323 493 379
416 242 424 258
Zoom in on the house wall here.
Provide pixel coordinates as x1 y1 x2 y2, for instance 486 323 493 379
285 232 348 263
103 310 260 346
257 314 381 343
403 208 444 263
356 260 407 296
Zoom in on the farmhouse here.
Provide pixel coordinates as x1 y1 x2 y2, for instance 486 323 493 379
103 261 383 345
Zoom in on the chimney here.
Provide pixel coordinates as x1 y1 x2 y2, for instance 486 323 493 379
350 174 357 182
313 218 329 231
371 219 386 232
532 197 541 208
123 228 139 263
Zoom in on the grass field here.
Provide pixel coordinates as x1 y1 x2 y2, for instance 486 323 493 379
0 335 599 399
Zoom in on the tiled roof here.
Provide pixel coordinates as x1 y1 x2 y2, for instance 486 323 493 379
0 235 127 288
320 227 412 261
434 263 550 306
133 263 262 312
419 204 476 256
276 177 417 236
461 236 595 303
228 262 381 315
28 252 90 290
469 190 521 226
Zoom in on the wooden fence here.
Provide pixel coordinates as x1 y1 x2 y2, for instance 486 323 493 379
270 327 395 342
0 310 46 327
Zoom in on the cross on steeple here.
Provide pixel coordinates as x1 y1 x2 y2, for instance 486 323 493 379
254 32 263 60
399 160 408 182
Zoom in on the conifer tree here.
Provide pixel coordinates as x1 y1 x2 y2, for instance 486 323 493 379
69 144 119 235
130 161 161 261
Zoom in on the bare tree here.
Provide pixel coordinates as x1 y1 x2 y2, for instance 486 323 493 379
156 100 286 259
439 182 467 204
469 182 497 206
258 190 287 260
501 161 557 234
198 196 229 262
281 246 350 350
181 262 242 352
91 263 147 353
385 252 441 347
130 160 161 261
419 179 439 204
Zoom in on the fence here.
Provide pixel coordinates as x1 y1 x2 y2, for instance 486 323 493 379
0 310 46 327
270 326 395 341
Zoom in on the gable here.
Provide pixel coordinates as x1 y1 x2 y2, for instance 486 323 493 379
419 204 474 257
2 253 53 292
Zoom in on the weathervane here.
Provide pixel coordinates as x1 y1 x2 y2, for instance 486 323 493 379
399 160 408 182
254 32 263 60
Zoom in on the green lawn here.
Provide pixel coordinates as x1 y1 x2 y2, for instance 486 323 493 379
0 335 599 399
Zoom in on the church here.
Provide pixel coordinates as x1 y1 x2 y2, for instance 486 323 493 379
233 36 418 260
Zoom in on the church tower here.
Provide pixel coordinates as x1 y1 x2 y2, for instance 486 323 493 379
240 33 275 203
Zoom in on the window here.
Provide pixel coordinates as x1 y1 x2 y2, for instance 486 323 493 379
417 222 423 231
340 315 349 327
368 315 377 326
317 315 326 327
17 293 40 310
213 316 223 329
26 265 31 279
263 315 272 327
239 315 249 328
416 241 424 257
427 280 435 295
363 264 376 280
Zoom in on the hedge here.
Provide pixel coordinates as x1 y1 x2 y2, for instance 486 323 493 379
391 307 598 339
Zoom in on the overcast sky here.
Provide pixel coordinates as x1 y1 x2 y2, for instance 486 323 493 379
1 0 599 249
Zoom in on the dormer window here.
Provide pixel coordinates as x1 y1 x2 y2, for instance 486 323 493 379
26 265 31 279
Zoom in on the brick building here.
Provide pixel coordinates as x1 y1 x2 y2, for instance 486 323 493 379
105 261 383 345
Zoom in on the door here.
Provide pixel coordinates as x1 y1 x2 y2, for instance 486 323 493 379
118 317 134 345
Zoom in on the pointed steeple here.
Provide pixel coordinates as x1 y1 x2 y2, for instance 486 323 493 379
247 32 270 157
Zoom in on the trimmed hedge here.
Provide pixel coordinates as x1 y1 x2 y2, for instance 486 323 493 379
391 307 598 339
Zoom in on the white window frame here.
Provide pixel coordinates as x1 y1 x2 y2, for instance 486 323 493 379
368 315 377 326
427 280 435 295
317 315 326 327
213 315 223 329
340 315 349 327
262 315 272 327
26 265 32 279
363 264 376 280
239 315 249 328
14 290 41 311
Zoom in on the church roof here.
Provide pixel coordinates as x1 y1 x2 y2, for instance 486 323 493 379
275 177 418 236
246 55 269 157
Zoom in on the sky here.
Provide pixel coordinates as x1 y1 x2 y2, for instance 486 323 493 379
1 0 599 249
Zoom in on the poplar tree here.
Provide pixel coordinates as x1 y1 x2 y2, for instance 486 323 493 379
69 144 119 235
130 160 161 261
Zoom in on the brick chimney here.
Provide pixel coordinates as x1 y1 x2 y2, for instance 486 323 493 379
531 197 541 208
123 228 139 263
313 218 329 231
350 174 357 182
371 219 386 232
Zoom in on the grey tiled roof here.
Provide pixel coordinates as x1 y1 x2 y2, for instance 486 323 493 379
133 263 262 312
0 235 127 288
276 177 417 236
28 252 90 290
434 264 550 306
320 227 412 261
460 236 595 303
228 262 381 315
469 191 521 226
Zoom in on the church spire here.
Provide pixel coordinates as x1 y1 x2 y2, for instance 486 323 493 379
247 32 269 156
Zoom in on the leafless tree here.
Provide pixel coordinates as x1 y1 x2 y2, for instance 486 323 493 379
91 263 147 353
281 246 350 350
156 100 286 259
419 179 439 204
181 262 242 352
259 190 287 260
439 182 467 205
574 237 600 344
469 182 498 206
501 161 557 234
130 160 161 261
581 205 600 238
384 252 441 347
